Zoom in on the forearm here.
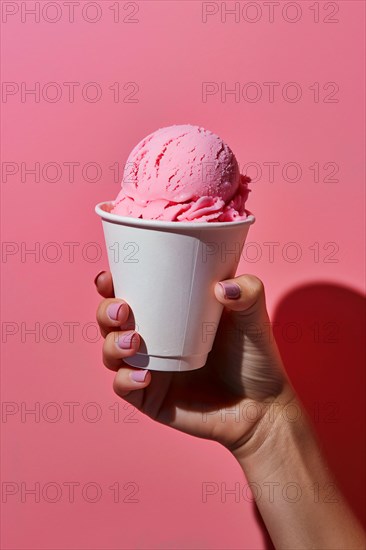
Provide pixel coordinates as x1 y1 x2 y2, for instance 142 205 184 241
232 391 365 549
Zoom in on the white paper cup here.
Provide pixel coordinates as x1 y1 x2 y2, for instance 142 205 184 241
96 201 255 372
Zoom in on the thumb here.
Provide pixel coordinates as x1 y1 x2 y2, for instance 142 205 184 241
214 274 269 324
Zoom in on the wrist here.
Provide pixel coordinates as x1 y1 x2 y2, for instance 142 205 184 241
229 383 302 470
230 388 366 549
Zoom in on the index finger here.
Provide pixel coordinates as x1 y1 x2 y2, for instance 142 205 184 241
94 271 114 298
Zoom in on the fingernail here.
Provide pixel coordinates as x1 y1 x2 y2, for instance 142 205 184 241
218 281 241 300
94 270 106 286
130 370 148 383
117 332 136 349
107 302 125 321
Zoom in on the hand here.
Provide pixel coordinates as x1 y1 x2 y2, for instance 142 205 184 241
95 271 294 454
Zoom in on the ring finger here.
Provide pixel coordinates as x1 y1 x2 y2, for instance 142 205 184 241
102 330 141 371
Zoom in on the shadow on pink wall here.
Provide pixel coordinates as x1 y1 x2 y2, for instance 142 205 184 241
273 283 366 528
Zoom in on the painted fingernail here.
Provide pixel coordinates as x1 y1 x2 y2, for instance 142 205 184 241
117 332 136 349
94 270 106 286
107 302 125 321
218 281 241 300
130 370 148 383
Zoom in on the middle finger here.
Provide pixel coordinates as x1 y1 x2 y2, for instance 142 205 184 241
97 298 131 338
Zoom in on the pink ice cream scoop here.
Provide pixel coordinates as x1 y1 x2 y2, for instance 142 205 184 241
111 124 250 222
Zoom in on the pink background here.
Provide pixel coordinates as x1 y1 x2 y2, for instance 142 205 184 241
1 1 365 548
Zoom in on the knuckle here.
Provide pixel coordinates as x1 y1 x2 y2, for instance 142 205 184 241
250 275 265 298
113 375 128 397
104 331 119 353
96 300 108 325
113 377 121 396
243 275 265 300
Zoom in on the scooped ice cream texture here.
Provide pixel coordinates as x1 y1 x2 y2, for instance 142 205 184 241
111 124 250 222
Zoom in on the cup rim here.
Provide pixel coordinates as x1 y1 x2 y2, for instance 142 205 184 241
95 201 255 230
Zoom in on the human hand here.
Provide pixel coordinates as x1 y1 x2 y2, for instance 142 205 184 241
95 271 294 454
